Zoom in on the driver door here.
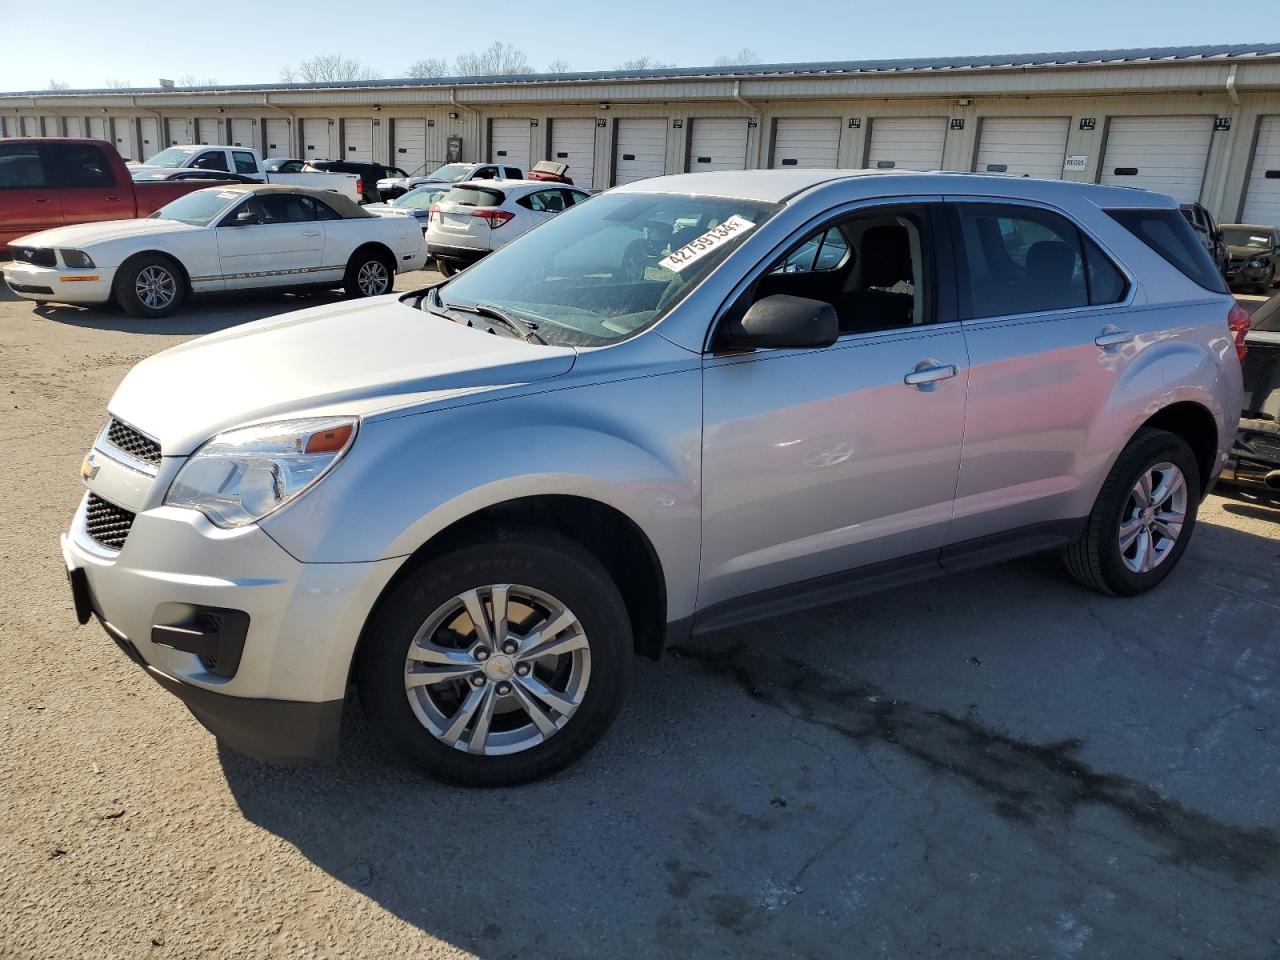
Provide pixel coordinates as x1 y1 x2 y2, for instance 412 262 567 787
698 200 969 611
214 194 326 288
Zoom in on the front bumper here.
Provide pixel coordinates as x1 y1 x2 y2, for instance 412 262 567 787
3 261 114 303
62 492 404 763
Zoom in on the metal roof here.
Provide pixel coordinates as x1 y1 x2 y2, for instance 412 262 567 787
6 43 1280 98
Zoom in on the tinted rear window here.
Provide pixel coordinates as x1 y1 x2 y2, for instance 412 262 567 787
1105 208 1227 293
444 185 504 207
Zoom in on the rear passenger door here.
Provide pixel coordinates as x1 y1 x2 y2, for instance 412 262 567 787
943 199 1135 554
45 141 134 224
0 141 60 245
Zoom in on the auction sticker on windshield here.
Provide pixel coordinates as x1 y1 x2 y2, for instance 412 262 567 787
659 215 756 272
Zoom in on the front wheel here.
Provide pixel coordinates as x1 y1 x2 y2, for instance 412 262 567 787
357 531 633 786
114 255 185 318
1064 428 1200 596
344 250 394 298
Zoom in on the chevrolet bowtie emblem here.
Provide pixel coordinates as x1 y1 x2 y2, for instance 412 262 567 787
81 453 100 481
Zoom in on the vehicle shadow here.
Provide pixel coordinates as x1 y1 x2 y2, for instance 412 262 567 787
1216 482 1280 522
7 288 347 337
218 517 1280 958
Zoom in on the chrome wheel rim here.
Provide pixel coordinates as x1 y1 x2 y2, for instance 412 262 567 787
357 260 390 296
403 584 591 756
135 265 176 310
1118 461 1188 574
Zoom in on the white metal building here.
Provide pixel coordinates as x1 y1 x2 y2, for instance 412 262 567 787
7 44 1280 222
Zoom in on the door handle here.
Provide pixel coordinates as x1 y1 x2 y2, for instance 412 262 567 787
1095 327 1135 348
904 362 959 387
302 230 321 237
32 196 49 203
104 196 120 202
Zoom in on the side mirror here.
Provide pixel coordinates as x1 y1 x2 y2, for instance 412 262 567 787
721 294 839 351
231 207 259 226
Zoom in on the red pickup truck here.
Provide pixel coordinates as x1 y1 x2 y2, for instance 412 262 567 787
0 138 215 252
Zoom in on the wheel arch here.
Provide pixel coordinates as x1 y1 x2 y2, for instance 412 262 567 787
350 494 670 687
347 241 397 272
1136 400 1221 497
114 249 192 294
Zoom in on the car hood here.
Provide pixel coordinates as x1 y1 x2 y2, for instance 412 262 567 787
13 218 201 248
107 294 577 455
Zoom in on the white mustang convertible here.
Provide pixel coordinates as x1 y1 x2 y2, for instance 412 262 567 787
2 185 428 317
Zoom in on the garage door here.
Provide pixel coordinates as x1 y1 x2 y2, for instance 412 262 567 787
229 118 254 148
490 118 531 168
343 118 373 161
264 118 290 157
196 117 221 145
771 118 840 168
613 119 666 185
687 118 749 172
166 118 191 146
1240 117 1280 226
87 116 107 141
974 117 1069 179
64 117 83 138
866 117 946 170
42 116 61 137
138 118 159 160
550 118 595 190
301 119 329 160
392 118 427 173
113 119 137 161
1100 116 1213 204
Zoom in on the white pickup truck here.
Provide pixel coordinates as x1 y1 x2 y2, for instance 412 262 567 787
132 146 364 202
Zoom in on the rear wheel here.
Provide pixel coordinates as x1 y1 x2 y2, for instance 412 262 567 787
357 531 633 786
114 255 185 318
1064 428 1200 596
436 259 459 278
344 249 394 298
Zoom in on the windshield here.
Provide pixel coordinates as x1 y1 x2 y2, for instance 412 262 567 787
439 192 782 347
149 189 241 226
392 186 447 209
1224 228 1273 249
144 147 198 168
426 163 474 183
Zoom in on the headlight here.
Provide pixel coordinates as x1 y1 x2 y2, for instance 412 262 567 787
165 417 357 528
60 249 95 268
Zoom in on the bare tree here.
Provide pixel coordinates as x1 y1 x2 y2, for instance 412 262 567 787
405 57 450 78
713 47 761 66
615 57 675 70
177 75 220 87
545 59 572 73
47 79 70 90
280 55 379 83
454 42 532 77
103 78 132 88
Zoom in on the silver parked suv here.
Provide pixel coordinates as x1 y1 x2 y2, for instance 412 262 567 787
63 170 1247 785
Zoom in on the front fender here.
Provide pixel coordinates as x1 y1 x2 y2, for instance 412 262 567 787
261 369 704 621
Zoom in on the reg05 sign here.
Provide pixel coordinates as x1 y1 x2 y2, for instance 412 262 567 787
1063 155 1088 173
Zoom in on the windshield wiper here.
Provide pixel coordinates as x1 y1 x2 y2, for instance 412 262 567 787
441 299 546 345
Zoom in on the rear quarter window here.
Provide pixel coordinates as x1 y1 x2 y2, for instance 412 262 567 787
1106 208 1227 293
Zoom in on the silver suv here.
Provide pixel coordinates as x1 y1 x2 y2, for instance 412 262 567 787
63 170 1246 785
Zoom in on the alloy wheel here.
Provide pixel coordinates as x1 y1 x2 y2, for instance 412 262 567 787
1118 461 1188 574
135 265 176 310
403 583 591 756
357 260 390 296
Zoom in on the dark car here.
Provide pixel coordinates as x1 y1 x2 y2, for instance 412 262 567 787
130 168 258 184
1180 202 1228 277
303 159 407 203
1221 293 1280 492
1220 222 1280 293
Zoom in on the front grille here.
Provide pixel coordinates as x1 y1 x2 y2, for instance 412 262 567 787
6 282 54 295
85 493 135 551
105 419 161 466
12 246 56 267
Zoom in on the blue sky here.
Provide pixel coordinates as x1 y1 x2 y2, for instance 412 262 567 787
0 0 1270 91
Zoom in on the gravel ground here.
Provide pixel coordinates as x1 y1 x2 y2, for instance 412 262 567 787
2 278 1279 959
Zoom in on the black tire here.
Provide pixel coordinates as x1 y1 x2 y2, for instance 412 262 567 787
343 248 395 298
113 254 186 318
1064 427 1201 596
436 258 458 278
357 530 633 786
